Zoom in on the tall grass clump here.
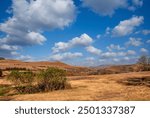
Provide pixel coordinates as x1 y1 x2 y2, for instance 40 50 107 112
37 67 71 92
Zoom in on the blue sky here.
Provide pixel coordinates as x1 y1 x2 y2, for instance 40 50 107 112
0 0 150 66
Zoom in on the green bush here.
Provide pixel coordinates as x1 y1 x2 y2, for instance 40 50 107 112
0 69 2 77
8 70 35 86
37 67 71 92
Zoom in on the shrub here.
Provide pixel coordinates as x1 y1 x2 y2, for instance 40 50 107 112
7 67 71 94
15 85 38 94
8 70 35 86
37 67 71 92
0 69 2 77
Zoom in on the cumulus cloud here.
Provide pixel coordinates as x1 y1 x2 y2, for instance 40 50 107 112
129 0 143 10
100 49 136 59
81 0 128 16
112 58 120 62
52 33 93 53
49 52 83 61
126 37 142 47
101 52 117 58
81 0 143 16
107 44 125 51
140 48 148 53
0 43 20 58
132 0 143 7
86 46 102 55
16 55 33 61
112 16 144 37
142 30 150 35
126 50 136 55
105 27 111 35
85 57 95 61
147 40 150 44
0 0 76 58
9 0 76 31
96 34 101 39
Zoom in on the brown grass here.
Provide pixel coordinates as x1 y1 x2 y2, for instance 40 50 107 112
0 71 150 101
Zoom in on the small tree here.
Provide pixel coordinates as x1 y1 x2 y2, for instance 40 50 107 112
137 55 148 65
148 57 150 65
137 55 150 71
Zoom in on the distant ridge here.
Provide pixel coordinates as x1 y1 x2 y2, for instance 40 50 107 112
0 57 5 60
0 59 74 70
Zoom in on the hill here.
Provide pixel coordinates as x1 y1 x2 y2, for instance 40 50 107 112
0 59 148 76
0 59 74 70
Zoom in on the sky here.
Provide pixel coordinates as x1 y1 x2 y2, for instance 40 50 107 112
0 0 150 66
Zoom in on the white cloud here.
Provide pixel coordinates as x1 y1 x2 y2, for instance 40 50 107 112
81 0 128 16
49 52 83 61
126 37 142 46
101 52 117 58
117 52 126 56
123 56 130 61
81 0 143 16
0 44 19 51
86 46 102 55
113 58 120 62
96 34 101 39
85 57 95 61
105 27 111 35
126 50 136 55
84 57 96 66
142 30 150 35
112 16 144 37
71 33 93 46
0 0 76 59
52 33 93 53
17 55 33 61
140 48 148 53
0 0 76 58
0 43 20 58
146 40 150 44
26 32 46 45
11 0 76 31
100 49 136 59
107 44 125 51
132 0 143 7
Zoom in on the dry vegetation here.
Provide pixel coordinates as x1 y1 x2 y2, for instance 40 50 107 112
0 56 150 101
0 71 150 101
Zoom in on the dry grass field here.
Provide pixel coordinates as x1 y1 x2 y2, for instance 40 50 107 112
0 71 150 101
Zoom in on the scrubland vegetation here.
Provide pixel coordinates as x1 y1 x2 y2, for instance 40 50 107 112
1 67 70 95
0 56 150 100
